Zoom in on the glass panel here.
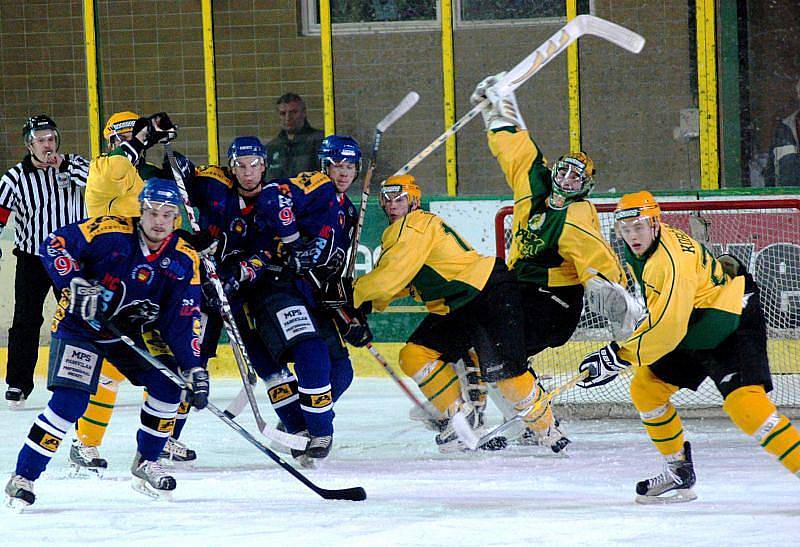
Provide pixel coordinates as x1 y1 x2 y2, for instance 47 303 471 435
459 0 589 22
315 0 436 24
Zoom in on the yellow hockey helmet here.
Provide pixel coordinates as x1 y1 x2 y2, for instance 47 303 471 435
103 111 140 145
614 191 661 224
380 174 421 209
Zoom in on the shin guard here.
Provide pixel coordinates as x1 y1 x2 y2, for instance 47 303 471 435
399 343 461 415
631 366 684 457
724 385 800 475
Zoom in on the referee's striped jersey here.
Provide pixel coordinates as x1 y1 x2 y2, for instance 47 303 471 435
0 153 89 255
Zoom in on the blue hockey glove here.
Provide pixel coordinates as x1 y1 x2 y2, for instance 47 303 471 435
577 342 630 389
68 277 104 323
286 236 327 275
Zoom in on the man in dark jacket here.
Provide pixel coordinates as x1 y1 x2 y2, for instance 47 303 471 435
266 93 324 180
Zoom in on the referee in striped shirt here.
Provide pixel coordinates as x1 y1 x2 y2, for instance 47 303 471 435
0 115 88 409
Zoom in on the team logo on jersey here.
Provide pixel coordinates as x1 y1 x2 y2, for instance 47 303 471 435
528 212 546 231
338 210 345 227
229 217 247 236
162 259 187 281
191 317 202 357
132 264 154 285
279 206 294 226
160 257 171 268
180 297 199 317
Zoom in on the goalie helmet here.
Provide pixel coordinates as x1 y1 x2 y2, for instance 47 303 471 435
549 152 595 209
23 115 60 149
103 111 140 146
318 135 362 175
227 136 267 167
380 174 421 209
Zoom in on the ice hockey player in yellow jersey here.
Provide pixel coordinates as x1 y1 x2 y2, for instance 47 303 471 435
354 175 548 452
577 190 800 503
471 72 633 450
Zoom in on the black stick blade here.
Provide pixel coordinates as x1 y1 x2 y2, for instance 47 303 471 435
320 486 367 502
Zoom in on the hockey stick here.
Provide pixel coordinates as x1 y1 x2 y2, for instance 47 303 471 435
392 15 645 176
162 142 303 449
107 323 367 501
345 91 419 278
453 370 589 450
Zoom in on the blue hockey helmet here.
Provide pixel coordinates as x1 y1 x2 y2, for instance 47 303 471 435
139 177 183 211
318 135 362 174
227 136 267 167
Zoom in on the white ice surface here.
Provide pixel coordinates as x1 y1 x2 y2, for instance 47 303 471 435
1 378 798 546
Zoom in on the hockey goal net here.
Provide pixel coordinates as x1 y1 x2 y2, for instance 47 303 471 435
495 197 800 414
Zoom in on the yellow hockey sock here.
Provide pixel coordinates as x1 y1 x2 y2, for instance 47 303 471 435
630 365 684 457
724 385 800 475
496 371 553 432
77 362 126 447
398 343 461 415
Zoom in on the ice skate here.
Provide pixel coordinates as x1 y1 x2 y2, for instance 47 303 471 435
131 452 176 501
5 475 35 513
409 402 448 432
159 437 197 463
306 434 333 459
635 442 697 504
517 419 571 454
5 387 26 410
68 438 108 478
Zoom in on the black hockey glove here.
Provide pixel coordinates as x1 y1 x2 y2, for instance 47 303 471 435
336 305 373 348
317 276 353 310
148 112 177 144
176 230 219 258
286 236 327 276
577 342 630 389
68 277 104 323
131 117 156 149
184 367 210 409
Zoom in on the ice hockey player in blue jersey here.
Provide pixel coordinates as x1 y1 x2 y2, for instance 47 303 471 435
4 178 207 511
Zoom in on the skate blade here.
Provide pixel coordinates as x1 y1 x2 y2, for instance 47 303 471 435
635 488 697 505
131 478 174 501
67 463 105 479
294 455 318 469
7 401 26 411
5 495 31 513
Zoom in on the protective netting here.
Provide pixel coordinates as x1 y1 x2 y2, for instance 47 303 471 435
496 198 800 412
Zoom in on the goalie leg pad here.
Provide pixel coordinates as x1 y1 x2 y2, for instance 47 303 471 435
724 385 800 474
631 366 685 457
76 361 126 447
399 343 461 415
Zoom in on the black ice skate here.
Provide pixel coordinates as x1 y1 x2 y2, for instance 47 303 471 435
69 439 108 477
5 387 26 410
307 435 333 459
635 441 697 504
159 437 197 463
5 475 35 512
131 452 176 500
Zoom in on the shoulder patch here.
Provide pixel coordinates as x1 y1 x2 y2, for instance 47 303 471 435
290 171 331 194
195 165 234 188
78 216 135 242
175 239 201 285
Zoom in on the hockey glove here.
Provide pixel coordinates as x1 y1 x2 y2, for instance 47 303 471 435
336 305 373 347
577 342 631 389
469 72 526 131
585 274 645 341
317 276 353 311
184 367 210 410
68 277 104 323
286 236 327 276
148 112 177 144
131 117 156 149
176 230 219 258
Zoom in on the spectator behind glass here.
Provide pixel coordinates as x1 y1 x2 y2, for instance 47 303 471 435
766 78 800 186
265 93 325 180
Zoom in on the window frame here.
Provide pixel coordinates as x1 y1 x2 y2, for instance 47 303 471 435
300 1 592 36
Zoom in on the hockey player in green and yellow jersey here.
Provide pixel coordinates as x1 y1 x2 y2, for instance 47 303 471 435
471 73 634 449
577 191 800 503
354 175 550 452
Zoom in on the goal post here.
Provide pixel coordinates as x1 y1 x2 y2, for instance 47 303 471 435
495 196 800 416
